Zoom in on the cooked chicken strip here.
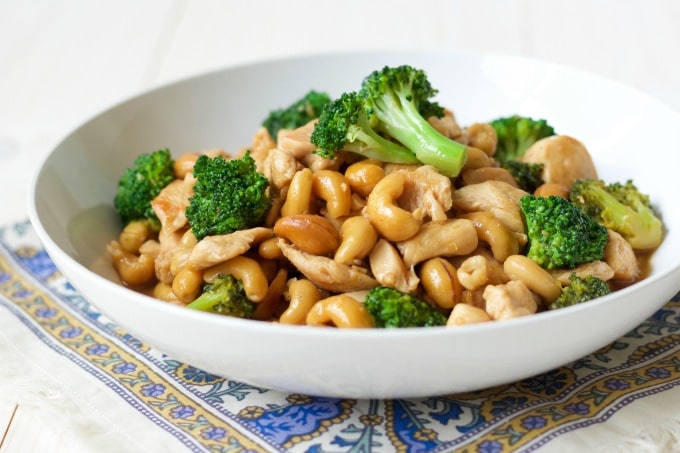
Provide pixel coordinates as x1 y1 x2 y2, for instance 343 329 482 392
521 135 598 188
263 148 299 189
550 261 615 285
369 239 419 293
604 229 640 281
484 280 538 320
151 174 195 235
400 165 453 221
451 180 528 234
279 240 378 293
188 227 273 269
277 120 317 159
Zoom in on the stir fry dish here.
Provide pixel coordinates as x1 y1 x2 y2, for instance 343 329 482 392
107 65 665 328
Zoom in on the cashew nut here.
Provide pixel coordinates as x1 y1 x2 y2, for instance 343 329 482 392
334 216 378 264
344 159 385 198
274 214 341 256
312 170 352 218
365 171 422 241
306 295 375 328
279 279 322 325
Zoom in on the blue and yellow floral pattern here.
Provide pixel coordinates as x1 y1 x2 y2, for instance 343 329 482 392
1 221 679 452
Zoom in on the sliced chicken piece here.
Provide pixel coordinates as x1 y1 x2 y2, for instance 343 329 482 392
400 166 453 221
279 240 378 293
604 229 640 281
483 280 538 320
550 260 615 285
369 239 419 293
263 148 299 189
460 167 519 188
151 174 195 235
188 227 273 269
277 119 317 159
250 126 277 172
301 152 340 173
154 228 184 284
447 303 492 326
383 163 420 174
451 180 528 235
521 135 598 188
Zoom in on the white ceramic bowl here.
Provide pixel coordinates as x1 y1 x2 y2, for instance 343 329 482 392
29 51 680 399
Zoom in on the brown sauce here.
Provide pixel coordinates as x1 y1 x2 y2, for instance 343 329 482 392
609 250 654 292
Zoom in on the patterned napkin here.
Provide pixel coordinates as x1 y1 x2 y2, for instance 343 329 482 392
1 220 679 452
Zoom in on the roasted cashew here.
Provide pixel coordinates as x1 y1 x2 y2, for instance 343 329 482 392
312 170 352 218
334 216 378 264
365 171 421 241
306 295 375 328
281 168 314 217
503 255 562 303
419 257 462 309
344 159 385 198
460 211 519 263
107 240 156 287
279 278 322 325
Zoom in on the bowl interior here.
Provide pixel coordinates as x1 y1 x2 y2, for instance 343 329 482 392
29 50 680 397
33 51 680 283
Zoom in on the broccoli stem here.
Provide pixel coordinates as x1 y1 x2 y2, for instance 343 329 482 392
187 292 222 312
590 188 662 250
345 118 420 164
373 91 467 177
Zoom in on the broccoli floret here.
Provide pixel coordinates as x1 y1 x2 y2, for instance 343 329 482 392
186 152 270 240
114 148 175 230
570 179 664 250
501 160 544 193
549 273 611 310
187 274 255 318
364 286 446 328
490 115 555 163
262 90 331 139
355 65 468 177
310 91 420 163
520 195 608 270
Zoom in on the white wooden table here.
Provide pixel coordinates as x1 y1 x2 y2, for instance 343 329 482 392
1 1 679 450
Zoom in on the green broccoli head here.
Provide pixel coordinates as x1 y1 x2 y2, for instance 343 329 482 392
363 286 447 328
549 273 611 310
262 90 331 139
186 274 256 318
114 148 175 229
520 194 608 270
570 179 664 250
358 65 468 177
501 160 544 193
310 91 419 163
186 152 270 240
490 115 556 163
